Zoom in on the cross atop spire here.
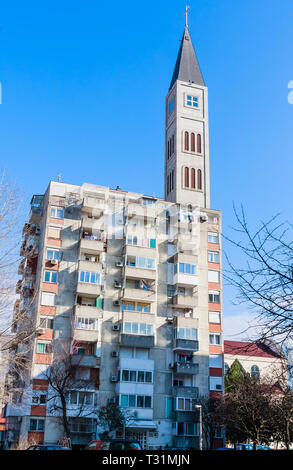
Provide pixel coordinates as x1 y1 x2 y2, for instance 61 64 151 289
183 5 190 28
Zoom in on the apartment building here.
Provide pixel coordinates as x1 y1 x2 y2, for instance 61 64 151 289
4 24 224 449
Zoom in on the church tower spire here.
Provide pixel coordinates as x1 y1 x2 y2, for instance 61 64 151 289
165 18 210 209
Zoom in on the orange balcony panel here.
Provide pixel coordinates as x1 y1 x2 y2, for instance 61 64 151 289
208 243 220 251
0 425 5 431
33 379 49 391
35 353 52 365
42 283 58 293
47 238 62 248
49 217 64 226
30 405 47 417
40 306 56 316
37 330 53 341
209 345 222 354
209 367 223 377
209 323 222 333
208 303 221 311
208 282 221 290
28 432 44 444
208 262 220 270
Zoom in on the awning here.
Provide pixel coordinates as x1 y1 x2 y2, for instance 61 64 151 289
126 420 157 429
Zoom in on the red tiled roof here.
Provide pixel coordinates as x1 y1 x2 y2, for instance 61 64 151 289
224 340 282 358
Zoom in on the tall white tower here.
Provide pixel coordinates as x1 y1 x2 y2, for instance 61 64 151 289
165 25 210 209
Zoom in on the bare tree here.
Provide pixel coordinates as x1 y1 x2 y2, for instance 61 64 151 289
44 340 99 441
196 395 224 449
224 205 293 370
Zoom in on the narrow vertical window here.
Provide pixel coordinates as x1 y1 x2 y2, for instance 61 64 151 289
197 169 202 190
184 132 189 151
167 140 170 159
191 168 195 189
184 167 189 188
197 134 202 153
172 135 175 154
191 133 195 152
171 170 174 191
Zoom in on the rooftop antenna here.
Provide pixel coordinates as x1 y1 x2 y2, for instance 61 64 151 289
57 173 61 182
183 5 190 27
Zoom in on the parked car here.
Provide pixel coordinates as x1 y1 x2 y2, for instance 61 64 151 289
84 439 142 451
26 444 72 450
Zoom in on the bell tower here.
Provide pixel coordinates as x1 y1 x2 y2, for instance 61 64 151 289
164 23 210 209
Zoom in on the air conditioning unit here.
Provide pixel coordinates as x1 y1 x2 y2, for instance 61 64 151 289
111 351 119 357
112 324 120 331
116 262 123 267
35 228 41 235
113 300 120 306
200 213 208 223
108 397 116 404
37 328 46 335
114 281 122 288
51 259 58 265
111 376 118 382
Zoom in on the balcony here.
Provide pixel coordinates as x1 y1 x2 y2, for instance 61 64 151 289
122 287 156 303
76 282 102 297
126 203 157 221
78 259 103 273
120 333 154 349
82 216 105 231
170 362 199 375
29 206 43 224
173 272 198 287
72 354 100 368
80 238 104 254
74 328 100 343
170 295 197 309
82 196 106 216
173 338 199 351
74 304 102 317
124 265 156 281
172 386 199 398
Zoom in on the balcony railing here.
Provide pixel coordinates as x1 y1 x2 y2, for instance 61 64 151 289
170 362 199 375
173 338 199 351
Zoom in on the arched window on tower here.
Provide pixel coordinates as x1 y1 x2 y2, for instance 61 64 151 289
167 140 170 159
184 132 189 151
184 167 189 188
172 134 175 155
197 169 202 190
197 134 202 153
191 133 195 152
191 168 195 189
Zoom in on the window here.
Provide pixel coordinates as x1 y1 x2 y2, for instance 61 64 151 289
43 270 58 283
208 270 220 283
79 271 100 284
31 393 47 405
169 98 174 114
50 206 64 219
224 363 229 375
176 263 196 275
184 167 189 187
176 397 198 411
46 248 60 260
176 327 198 341
197 169 202 190
36 342 52 354
191 133 195 152
209 333 221 345
208 251 219 263
120 395 151 408
39 317 54 330
41 292 56 306
29 418 44 432
123 322 154 336
209 312 221 324
251 365 260 381
186 95 199 108
184 132 189 151
208 232 219 244
69 391 95 405
197 134 202 153
121 370 152 383
47 227 61 239
209 291 220 303
75 317 99 330
191 168 196 189
135 257 155 270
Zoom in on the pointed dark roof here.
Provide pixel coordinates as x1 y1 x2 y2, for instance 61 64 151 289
169 26 205 90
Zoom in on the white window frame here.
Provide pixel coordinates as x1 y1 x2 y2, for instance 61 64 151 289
50 206 64 219
208 270 220 283
185 94 199 109
41 292 56 306
123 322 154 336
209 333 221 346
46 248 60 260
208 251 219 263
209 312 221 324
43 270 58 283
208 232 219 244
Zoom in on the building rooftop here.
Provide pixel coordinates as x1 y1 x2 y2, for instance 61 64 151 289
224 340 282 359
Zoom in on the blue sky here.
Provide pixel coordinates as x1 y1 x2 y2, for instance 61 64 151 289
1 0 292 338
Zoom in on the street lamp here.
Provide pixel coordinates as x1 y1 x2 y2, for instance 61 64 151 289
194 405 202 450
